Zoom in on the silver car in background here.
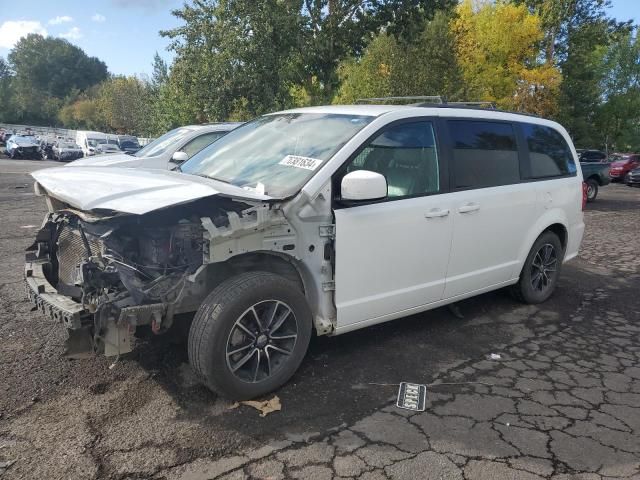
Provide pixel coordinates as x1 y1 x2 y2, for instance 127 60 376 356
52 140 84 162
66 123 242 170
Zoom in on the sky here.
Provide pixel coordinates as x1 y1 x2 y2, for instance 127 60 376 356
0 0 638 77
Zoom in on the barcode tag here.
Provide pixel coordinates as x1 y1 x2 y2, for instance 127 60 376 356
279 155 323 170
397 382 427 411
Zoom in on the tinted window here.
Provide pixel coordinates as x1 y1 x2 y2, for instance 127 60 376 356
449 120 519 188
523 124 576 178
343 121 440 198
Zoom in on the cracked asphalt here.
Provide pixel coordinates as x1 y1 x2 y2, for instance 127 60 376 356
0 158 639 480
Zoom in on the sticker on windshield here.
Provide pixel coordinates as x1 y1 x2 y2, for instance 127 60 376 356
279 155 323 171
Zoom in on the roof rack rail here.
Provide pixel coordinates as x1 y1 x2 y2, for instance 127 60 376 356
356 96 446 105
445 101 497 109
353 96 540 117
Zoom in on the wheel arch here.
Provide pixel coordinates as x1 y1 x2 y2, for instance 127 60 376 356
513 211 569 278
586 174 602 185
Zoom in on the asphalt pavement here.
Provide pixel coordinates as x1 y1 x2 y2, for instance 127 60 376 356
0 158 639 479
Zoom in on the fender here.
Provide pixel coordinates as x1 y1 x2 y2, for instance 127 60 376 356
511 207 569 279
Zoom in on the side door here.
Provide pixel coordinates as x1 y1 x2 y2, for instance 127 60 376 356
442 119 538 299
333 119 454 329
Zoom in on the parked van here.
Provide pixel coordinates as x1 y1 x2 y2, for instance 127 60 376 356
26 102 585 400
76 131 107 157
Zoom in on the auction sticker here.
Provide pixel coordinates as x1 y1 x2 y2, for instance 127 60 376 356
279 155 323 170
396 382 427 412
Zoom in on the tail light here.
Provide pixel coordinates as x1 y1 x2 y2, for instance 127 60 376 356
581 182 587 210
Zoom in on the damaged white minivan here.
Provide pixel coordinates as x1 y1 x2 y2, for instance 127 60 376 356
25 103 585 399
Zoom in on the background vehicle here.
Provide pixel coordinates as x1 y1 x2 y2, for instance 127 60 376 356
39 138 55 160
52 140 84 162
608 154 640 182
578 149 608 162
117 135 141 154
76 131 107 157
95 141 122 155
580 162 610 202
5 135 42 159
27 103 584 400
625 166 640 187
66 123 242 169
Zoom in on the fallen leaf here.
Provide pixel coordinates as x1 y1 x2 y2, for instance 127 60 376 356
231 396 281 417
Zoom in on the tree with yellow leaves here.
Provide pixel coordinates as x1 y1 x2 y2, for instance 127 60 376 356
452 0 561 116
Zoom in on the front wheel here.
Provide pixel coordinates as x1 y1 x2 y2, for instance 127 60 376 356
188 271 312 400
511 231 563 304
586 178 598 202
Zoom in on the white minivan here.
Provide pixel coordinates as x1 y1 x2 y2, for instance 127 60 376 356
26 103 585 400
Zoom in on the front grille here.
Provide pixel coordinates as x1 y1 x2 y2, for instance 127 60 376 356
56 226 103 285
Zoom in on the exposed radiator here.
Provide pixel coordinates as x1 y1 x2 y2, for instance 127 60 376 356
56 226 103 285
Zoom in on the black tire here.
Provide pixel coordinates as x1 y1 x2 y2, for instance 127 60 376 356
188 271 312 400
511 231 563 304
586 178 598 202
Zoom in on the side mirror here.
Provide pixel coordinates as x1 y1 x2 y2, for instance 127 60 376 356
341 170 387 201
171 151 189 163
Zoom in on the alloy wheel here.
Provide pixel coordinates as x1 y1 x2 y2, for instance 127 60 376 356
225 300 298 383
530 243 557 292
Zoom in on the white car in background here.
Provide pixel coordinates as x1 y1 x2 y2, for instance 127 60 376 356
66 123 242 170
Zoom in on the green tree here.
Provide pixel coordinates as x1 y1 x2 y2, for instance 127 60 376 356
151 52 169 91
0 57 14 122
595 29 640 151
160 0 456 120
162 0 303 121
97 76 152 135
299 0 456 102
335 11 463 103
7 34 108 124
516 0 631 144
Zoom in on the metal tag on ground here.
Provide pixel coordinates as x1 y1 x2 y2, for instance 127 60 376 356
396 382 427 411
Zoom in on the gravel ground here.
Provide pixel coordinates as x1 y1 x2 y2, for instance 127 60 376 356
0 158 639 479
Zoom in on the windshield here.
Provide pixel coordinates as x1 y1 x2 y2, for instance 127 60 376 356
135 128 193 158
180 113 373 197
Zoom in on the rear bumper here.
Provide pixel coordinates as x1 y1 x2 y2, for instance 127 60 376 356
24 261 90 330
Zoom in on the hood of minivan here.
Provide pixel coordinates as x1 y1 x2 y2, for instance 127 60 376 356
66 153 143 167
31 167 271 215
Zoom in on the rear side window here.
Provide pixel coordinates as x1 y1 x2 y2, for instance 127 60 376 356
523 124 576 178
449 120 519 189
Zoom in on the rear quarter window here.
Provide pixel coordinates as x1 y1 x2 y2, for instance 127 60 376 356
523 124 576 178
448 120 520 189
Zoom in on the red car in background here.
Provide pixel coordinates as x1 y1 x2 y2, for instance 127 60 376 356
609 153 640 182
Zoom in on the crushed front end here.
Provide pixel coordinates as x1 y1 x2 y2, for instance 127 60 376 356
25 209 205 357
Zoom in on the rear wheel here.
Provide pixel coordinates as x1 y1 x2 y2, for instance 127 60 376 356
586 178 598 202
188 271 312 400
512 231 563 304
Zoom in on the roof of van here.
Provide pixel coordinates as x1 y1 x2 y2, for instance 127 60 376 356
274 104 557 125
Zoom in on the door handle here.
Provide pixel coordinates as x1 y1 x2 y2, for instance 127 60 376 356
425 208 450 218
458 203 480 214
